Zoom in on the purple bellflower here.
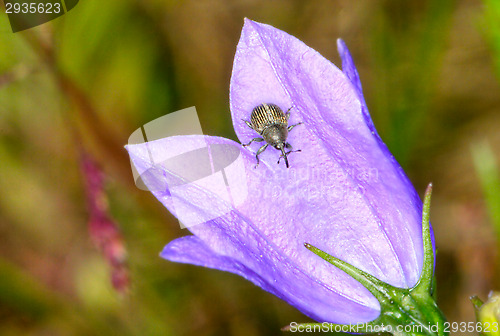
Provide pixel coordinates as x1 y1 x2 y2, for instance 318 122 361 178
127 19 447 334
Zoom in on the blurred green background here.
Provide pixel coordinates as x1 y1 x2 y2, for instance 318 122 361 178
1 0 500 335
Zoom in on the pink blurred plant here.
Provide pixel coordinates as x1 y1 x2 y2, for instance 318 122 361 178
81 151 129 293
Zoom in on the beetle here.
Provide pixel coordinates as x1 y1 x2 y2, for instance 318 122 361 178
242 103 302 168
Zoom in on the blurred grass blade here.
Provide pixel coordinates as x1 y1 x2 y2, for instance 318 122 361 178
482 0 500 79
471 141 500 233
370 0 455 166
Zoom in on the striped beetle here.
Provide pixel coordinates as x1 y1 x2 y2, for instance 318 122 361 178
242 103 302 168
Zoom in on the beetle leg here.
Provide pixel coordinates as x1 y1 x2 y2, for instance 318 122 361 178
242 119 254 130
277 148 302 165
254 144 269 166
285 106 293 120
287 122 302 132
284 143 302 153
242 137 264 147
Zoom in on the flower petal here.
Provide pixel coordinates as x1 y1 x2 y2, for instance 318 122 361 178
336 39 365 107
230 19 424 288
128 135 380 322
336 38 372 131
337 38 431 283
161 223 380 323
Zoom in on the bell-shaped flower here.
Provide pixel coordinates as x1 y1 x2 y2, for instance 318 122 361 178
127 19 445 329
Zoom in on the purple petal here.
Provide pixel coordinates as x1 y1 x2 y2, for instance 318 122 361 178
336 39 366 106
337 38 433 270
230 19 424 287
336 39 372 131
128 135 380 322
162 234 379 323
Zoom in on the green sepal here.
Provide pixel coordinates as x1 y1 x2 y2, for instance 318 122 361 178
413 183 435 298
284 184 448 335
470 295 484 322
